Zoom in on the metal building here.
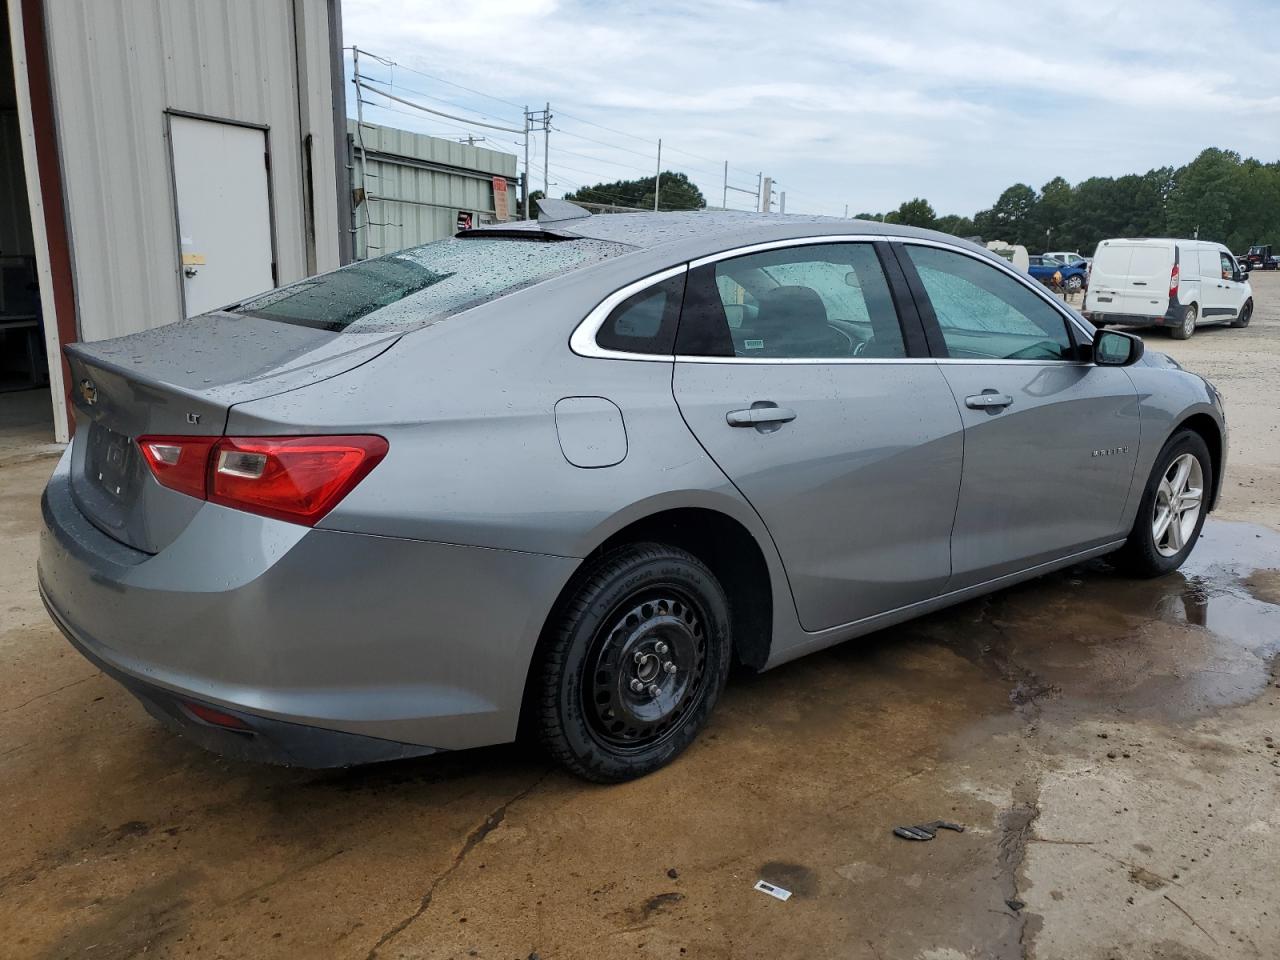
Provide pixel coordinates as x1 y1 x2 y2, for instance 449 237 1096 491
2 0 348 442
350 119 519 259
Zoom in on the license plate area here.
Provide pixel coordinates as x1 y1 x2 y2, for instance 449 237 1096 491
87 424 138 500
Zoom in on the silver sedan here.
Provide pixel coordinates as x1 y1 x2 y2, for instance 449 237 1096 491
39 207 1226 781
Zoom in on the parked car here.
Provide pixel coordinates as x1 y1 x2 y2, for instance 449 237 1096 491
39 209 1227 782
1245 244 1275 270
1045 250 1090 268
1083 238 1253 339
1029 254 1088 291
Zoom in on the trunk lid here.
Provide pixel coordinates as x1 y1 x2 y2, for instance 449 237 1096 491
65 313 398 553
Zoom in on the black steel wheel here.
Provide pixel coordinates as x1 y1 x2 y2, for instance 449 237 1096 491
1230 299 1253 328
534 542 731 782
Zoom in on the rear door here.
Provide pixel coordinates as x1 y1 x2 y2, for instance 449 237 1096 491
671 240 964 632
895 241 1140 588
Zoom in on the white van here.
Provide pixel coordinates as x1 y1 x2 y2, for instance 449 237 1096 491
1083 238 1253 339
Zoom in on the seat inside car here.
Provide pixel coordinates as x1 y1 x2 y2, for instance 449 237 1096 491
741 285 853 358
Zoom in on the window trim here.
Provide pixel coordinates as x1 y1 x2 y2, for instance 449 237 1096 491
569 264 688 361
569 234 1095 364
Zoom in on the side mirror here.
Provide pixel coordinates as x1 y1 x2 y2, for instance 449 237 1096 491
1234 270 1246 283
1093 329 1144 367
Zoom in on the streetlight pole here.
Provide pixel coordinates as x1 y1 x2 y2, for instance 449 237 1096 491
654 139 662 211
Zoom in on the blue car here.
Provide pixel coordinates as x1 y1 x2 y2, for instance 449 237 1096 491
1029 255 1088 291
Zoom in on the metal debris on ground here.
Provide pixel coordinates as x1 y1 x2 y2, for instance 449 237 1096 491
754 880 793 901
893 820 966 841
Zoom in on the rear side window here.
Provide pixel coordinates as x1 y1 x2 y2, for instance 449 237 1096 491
903 245 1074 361
1197 249 1220 280
235 236 628 332
595 274 686 355
677 242 907 359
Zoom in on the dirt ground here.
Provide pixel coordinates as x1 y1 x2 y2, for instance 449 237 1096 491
2 274 1279 960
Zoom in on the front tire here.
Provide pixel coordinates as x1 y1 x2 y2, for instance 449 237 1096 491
534 543 731 782
1113 430 1212 578
1170 303 1197 340
1065 274 1084 292
1230 299 1253 328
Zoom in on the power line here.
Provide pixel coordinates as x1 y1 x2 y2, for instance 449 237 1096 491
359 73 525 130
343 47 527 112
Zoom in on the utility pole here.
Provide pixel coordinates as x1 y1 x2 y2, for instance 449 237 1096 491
351 45 371 258
761 176 772 213
756 172 763 212
654 139 662 211
779 191 786 214
542 101 551 197
722 160 728 210
522 105 531 219
844 203 849 218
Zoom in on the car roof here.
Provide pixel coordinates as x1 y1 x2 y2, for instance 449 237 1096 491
465 210 999 265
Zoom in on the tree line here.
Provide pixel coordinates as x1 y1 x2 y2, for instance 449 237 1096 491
859 148 1280 254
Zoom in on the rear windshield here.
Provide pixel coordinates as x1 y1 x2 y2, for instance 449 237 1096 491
233 236 629 332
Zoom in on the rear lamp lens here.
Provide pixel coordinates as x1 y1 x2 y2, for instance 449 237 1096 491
136 434 388 526
137 436 217 499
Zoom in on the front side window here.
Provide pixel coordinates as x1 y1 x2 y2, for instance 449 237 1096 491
677 242 906 359
903 245 1074 361
235 236 628 333
1219 252 1235 279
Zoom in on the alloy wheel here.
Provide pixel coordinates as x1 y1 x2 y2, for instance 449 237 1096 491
1151 453 1203 558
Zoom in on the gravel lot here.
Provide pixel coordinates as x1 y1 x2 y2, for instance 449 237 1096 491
1 273 1278 960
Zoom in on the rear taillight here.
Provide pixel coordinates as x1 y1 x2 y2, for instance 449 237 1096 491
136 434 388 526
1169 263 1180 298
138 436 217 499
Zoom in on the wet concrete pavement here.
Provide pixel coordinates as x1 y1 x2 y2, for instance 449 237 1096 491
3 275 1280 959
3 440 1279 959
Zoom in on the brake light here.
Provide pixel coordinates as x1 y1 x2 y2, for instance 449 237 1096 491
136 434 388 526
138 436 217 499
1169 263 1180 298
209 436 388 525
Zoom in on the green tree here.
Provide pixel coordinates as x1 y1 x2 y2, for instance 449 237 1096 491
1167 148 1243 245
889 197 936 228
933 214 976 237
1034 176 1073 251
564 171 705 211
990 183 1039 246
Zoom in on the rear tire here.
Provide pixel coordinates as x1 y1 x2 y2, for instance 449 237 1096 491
534 542 731 782
1170 303 1197 340
1230 299 1253 328
1113 429 1212 578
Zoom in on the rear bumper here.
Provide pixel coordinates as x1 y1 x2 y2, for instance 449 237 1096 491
1085 302 1187 328
42 590 434 766
38 451 579 765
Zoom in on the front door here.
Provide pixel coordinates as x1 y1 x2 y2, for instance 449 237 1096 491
895 242 1141 588
168 115 275 318
671 240 964 632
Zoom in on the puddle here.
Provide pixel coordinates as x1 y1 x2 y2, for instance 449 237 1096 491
917 519 1280 720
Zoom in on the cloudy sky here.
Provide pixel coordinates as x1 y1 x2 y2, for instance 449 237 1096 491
341 0 1280 217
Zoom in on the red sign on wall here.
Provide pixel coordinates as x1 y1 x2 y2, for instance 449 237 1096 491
492 177 510 222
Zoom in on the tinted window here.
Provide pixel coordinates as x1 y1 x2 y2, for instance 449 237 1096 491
904 245 1074 361
595 274 685 354
678 243 906 359
235 236 627 332
1219 252 1235 278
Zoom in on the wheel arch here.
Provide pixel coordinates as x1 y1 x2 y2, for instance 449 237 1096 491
518 504 779 737
1172 412 1223 511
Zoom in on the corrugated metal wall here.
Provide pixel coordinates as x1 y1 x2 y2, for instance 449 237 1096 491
42 0 340 342
350 120 520 259
0 111 33 256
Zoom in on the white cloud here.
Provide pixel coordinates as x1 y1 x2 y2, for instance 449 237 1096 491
342 0 1280 216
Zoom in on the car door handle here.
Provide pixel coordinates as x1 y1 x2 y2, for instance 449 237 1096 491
965 393 1013 410
1132 281 1147 286
726 405 797 428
